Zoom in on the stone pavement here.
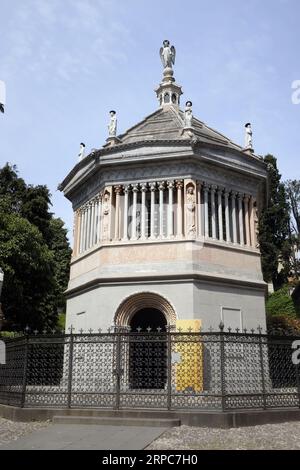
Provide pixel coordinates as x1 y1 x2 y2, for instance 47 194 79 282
0 423 167 450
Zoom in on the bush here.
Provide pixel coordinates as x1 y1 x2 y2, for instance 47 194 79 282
266 287 297 317
267 315 300 336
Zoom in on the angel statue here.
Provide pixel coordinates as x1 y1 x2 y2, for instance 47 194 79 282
108 110 117 137
160 40 176 69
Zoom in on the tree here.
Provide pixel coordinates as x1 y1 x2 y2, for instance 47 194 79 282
259 155 292 290
266 286 297 317
0 163 71 331
0 211 56 330
284 179 300 279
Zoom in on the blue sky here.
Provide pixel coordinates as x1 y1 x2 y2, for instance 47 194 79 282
1 0 300 238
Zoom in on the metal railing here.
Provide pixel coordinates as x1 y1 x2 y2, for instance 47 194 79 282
0 327 299 411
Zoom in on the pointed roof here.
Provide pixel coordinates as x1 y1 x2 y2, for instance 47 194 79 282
108 105 244 153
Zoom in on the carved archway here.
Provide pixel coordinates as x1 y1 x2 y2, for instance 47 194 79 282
114 292 177 327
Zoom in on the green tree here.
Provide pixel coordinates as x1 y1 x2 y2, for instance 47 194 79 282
259 155 291 290
284 179 300 279
266 286 297 317
0 163 71 331
0 211 56 330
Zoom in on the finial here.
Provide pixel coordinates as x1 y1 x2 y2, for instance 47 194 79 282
78 142 85 162
156 40 182 108
244 122 254 153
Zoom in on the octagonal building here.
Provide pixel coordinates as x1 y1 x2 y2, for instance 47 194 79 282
59 42 268 334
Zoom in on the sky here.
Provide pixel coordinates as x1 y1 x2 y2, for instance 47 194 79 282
1 0 300 238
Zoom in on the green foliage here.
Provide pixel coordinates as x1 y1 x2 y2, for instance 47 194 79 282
266 287 297 317
259 155 292 290
267 314 300 336
0 163 71 331
57 313 66 331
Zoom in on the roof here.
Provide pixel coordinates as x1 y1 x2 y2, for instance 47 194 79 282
105 106 244 152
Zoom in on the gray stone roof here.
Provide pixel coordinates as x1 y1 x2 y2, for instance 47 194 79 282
106 106 243 152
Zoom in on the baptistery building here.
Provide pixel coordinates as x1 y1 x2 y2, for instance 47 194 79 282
59 42 268 334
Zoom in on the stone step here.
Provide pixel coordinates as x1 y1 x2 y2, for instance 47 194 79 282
52 415 180 427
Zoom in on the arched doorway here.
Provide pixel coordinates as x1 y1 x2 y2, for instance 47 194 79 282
129 308 167 389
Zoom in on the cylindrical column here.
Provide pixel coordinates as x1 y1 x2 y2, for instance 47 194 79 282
238 194 245 245
141 183 147 239
204 183 209 238
82 206 88 251
244 195 251 246
86 203 92 249
79 208 84 253
218 188 224 241
211 185 216 239
231 192 238 244
249 196 257 248
150 182 156 239
158 181 165 238
197 182 202 237
90 200 96 247
114 185 122 241
123 185 130 240
132 184 138 240
167 181 174 238
97 195 102 243
73 210 79 256
176 180 183 238
224 190 230 242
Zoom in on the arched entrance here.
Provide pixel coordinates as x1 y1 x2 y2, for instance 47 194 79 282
129 308 167 389
114 293 176 390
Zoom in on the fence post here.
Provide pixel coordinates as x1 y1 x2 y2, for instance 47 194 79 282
67 328 74 409
115 329 122 410
219 322 226 412
21 335 29 408
167 327 172 411
258 326 267 410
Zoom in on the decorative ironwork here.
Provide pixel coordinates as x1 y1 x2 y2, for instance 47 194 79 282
0 328 299 411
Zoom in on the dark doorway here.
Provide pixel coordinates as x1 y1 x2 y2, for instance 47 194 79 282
129 308 167 389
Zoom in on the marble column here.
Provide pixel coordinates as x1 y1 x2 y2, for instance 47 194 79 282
91 200 96 246
197 182 202 237
204 183 209 238
132 184 139 240
249 196 256 248
244 195 251 247
224 190 230 242
87 203 93 249
114 186 122 241
123 185 130 240
158 181 165 238
79 207 84 253
231 192 237 244
150 182 156 239
217 187 224 241
73 210 79 256
97 195 102 243
211 185 217 239
141 183 147 239
238 193 245 245
176 180 183 238
167 181 174 238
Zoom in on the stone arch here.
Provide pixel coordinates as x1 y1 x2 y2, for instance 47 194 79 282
114 292 177 327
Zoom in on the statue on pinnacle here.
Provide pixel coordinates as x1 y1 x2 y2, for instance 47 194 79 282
160 40 176 69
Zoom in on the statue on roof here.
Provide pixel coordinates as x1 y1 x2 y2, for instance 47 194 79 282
245 123 253 150
108 110 117 137
160 40 176 69
184 101 193 128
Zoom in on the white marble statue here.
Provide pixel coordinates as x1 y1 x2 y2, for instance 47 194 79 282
102 192 110 240
245 123 253 149
159 40 176 69
78 142 85 162
184 101 193 128
186 186 196 237
108 110 117 137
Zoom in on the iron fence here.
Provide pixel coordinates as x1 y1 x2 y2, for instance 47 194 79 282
0 327 300 411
